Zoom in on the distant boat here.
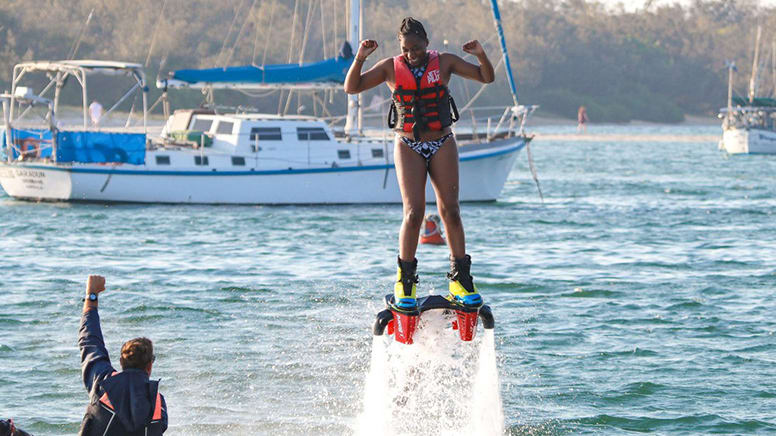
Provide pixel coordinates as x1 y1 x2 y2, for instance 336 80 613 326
719 27 776 154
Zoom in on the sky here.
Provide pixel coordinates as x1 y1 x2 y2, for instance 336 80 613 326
598 0 776 11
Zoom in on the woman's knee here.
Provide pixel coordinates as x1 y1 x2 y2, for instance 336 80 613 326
403 206 425 228
438 203 461 224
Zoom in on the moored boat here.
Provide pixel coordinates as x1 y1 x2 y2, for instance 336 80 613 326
1 0 536 204
719 27 776 155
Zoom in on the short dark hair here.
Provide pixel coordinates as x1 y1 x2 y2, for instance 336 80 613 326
398 17 428 42
120 337 154 370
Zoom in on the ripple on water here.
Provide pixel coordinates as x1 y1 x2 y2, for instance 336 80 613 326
3 128 776 434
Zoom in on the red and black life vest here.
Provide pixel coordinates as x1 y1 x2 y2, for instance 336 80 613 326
388 50 459 140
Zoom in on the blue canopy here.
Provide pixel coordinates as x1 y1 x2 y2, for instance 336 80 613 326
165 43 354 89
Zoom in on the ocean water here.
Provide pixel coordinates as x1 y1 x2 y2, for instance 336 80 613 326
1 124 775 435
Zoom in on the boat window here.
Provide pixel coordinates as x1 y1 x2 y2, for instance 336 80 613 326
155 155 171 165
216 121 234 135
250 127 282 141
338 150 351 159
371 148 384 158
194 156 209 166
232 156 246 166
297 127 329 141
190 119 213 132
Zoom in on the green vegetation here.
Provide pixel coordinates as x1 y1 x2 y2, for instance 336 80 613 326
1 0 775 123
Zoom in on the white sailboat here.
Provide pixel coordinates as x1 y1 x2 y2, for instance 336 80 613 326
1 0 535 204
719 27 776 155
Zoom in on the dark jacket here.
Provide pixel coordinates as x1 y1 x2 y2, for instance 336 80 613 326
78 309 167 435
0 419 33 436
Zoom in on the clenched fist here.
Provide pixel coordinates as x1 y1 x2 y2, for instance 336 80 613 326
85 275 106 295
357 39 379 59
462 40 485 56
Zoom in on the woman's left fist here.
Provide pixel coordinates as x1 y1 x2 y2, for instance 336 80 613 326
462 40 484 56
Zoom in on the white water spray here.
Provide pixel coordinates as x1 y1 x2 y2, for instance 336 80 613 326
355 311 505 436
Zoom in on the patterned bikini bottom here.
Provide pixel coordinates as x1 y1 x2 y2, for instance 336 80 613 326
399 133 454 161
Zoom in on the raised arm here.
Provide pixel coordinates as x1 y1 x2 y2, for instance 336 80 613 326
344 40 391 94
79 275 115 393
447 40 495 84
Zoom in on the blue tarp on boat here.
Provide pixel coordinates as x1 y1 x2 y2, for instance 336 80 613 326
168 42 354 86
56 131 146 164
3 128 54 160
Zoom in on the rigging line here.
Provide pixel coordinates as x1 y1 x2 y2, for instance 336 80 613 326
68 8 95 60
224 0 260 68
320 0 328 59
236 88 279 98
297 0 317 65
525 141 544 202
287 0 301 63
771 38 775 97
144 0 168 67
259 1 277 67
285 0 315 114
125 91 139 128
332 0 338 57
216 0 247 68
252 0 266 65
457 57 505 114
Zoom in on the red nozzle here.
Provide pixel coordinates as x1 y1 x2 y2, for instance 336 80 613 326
390 310 419 344
454 310 479 341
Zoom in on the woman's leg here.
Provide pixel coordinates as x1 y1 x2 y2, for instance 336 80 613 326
394 137 429 261
427 136 465 259
428 136 481 305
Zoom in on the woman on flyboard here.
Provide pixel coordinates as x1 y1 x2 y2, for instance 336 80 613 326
344 17 495 312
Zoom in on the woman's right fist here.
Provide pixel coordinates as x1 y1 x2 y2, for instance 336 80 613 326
357 39 378 59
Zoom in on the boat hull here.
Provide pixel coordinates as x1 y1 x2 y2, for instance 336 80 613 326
0 138 525 204
721 128 776 154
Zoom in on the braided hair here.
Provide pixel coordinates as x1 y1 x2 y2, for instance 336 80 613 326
398 17 428 42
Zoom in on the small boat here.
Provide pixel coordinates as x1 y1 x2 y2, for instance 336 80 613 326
719 97 776 154
719 27 776 155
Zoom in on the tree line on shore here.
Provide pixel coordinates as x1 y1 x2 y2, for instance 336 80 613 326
0 0 774 123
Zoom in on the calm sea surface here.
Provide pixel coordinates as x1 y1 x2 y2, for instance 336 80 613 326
1 124 775 435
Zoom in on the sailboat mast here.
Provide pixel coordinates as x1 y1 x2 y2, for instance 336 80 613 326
344 0 360 136
749 25 762 103
727 62 735 123
488 0 518 107
771 38 775 98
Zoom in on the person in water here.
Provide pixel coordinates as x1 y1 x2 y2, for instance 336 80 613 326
0 419 32 436
577 105 588 132
78 275 168 435
344 17 495 310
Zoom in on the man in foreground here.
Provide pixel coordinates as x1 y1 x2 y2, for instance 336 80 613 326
78 275 167 435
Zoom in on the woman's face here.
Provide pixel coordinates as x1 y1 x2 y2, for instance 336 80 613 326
399 34 428 67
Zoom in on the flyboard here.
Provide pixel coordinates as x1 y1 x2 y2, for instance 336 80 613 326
373 295 494 344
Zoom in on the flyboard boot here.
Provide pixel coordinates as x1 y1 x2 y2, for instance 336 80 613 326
393 257 418 311
373 255 494 344
446 254 485 341
447 254 482 307
384 257 421 344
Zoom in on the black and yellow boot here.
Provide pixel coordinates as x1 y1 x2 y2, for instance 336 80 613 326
447 254 482 307
393 256 418 310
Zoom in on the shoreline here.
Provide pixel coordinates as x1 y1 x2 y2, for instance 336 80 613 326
527 113 719 127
